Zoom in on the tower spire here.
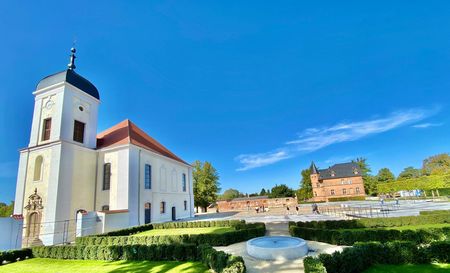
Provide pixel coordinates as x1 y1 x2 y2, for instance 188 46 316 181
67 47 76 70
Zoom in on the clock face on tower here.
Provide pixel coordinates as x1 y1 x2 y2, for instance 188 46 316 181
45 100 54 110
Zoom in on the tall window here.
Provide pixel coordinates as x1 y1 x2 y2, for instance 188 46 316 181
356 187 360 194
73 120 85 143
182 173 187 192
184 200 187 211
160 201 166 214
145 164 152 189
343 188 347 195
33 156 43 181
103 163 111 190
42 118 52 141
331 189 335 195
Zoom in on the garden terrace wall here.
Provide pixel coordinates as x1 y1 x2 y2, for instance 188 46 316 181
77 223 266 247
0 249 32 265
304 241 450 273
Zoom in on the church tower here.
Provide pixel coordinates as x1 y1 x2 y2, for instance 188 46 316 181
14 48 100 246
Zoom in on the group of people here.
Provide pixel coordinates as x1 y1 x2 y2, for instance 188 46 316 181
254 205 269 213
285 203 321 215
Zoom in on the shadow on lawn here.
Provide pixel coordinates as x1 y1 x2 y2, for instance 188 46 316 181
104 261 206 273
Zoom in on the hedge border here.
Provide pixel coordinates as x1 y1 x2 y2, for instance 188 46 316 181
0 249 32 265
304 240 450 273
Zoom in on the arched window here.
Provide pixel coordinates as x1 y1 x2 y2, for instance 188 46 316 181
103 163 111 190
33 156 43 181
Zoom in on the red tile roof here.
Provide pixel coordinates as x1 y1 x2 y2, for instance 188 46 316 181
97 119 188 165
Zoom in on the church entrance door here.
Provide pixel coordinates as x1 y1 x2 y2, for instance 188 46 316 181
27 212 41 238
171 206 176 221
144 203 151 224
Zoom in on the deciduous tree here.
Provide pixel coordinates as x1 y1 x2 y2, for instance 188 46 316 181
422 153 450 175
269 184 295 198
193 160 220 212
398 167 422 180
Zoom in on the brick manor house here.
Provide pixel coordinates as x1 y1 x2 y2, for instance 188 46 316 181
310 161 366 202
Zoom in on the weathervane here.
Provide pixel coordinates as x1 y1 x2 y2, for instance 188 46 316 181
67 47 76 70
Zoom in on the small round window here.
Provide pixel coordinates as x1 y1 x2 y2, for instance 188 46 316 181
79 106 84 112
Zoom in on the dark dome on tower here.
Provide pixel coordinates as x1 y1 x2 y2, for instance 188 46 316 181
36 69 100 100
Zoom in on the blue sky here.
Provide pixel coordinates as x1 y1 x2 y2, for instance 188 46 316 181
1 1 450 202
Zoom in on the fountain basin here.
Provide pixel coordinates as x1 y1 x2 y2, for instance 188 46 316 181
246 236 308 260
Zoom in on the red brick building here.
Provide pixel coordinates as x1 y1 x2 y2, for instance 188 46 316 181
310 161 366 202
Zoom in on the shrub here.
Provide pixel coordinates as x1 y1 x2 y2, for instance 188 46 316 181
304 241 450 273
198 245 245 273
327 196 366 202
0 249 32 265
419 210 450 216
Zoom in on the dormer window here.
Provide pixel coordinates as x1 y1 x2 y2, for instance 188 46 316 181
330 170 336 177
353 168 359 174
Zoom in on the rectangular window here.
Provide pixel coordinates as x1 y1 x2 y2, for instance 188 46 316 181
356 187 360 194
145 164 152 189
182 173 187 192
160 201 166 214
343 188 347 195
331 189 335 195
103 163 111 190
316 183 320 187
42 118 52 141
73 120 85 143
184 200 187 211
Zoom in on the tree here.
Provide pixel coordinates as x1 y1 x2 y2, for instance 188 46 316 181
220 188 240 200
269 184 295 198
0 201 14 217
398 167 422 180
376 168 396 183
260 188 267 196
352 158 376 195
422 153 450 175
193 160 220 212
297 168 312 200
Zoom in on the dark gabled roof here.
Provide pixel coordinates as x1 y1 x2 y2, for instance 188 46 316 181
36 69 100 100
318 162 361 180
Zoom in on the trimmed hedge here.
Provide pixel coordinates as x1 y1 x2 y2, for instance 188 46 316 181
293 214 450 229
327 196 366 202
32 244 245 273
290 225 450 245
304 241 450 273
0 249 32 265
198 245 246 273
77 222 265 247
419 210 450 216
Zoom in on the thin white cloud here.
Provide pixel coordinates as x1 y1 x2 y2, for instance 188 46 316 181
0 161 17 178
236 150 291 171
236 108 437 171
411 123 443 129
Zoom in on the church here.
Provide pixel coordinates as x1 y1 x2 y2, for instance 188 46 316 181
13 48 194 246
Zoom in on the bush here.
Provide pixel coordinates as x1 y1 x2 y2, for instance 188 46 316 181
0 249 32 265
77 222 265 247
419 210 450 216
290 225 450 245
198 245 245 273
32 243 197 261
327 196 366 202
304 241 450 273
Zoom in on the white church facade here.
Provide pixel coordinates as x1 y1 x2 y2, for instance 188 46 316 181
13 49 195 246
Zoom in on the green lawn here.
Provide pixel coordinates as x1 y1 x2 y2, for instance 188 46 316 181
133 227 234 236
363 263 450 273
0 258 209 273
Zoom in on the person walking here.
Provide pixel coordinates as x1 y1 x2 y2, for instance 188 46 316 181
296 206 299 215
286 206 290 215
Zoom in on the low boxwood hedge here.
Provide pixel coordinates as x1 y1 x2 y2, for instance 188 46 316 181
77 222 265 247
32 244 245 273
293 214 450 229
419 210 450 216
290 225 450 245
327 196 366 202
0 249 32 265
304 241 450 273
